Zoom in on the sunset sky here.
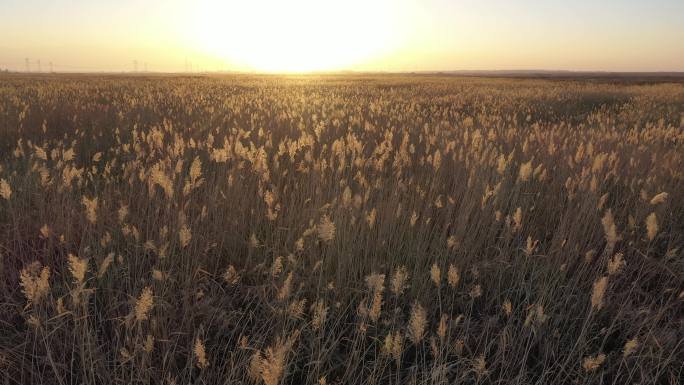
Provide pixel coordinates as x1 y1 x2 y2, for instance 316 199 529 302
2 0 683 73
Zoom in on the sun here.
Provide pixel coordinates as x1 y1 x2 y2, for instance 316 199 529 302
191 0 401 73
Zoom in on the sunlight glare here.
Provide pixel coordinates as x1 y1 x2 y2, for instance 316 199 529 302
192 0 402 72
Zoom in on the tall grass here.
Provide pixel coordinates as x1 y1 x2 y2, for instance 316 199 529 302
0 74 683 385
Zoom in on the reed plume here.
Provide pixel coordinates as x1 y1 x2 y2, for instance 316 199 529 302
0 178 11 200
19 262 50 307
591 276 608 311
134 286 153 322
645 212 658 241
582 353 606 372
408 302 427 344
194 337 209 369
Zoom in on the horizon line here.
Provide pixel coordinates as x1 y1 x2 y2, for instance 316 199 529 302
3 69 684 76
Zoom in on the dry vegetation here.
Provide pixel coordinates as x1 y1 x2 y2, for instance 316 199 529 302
0 74 683 385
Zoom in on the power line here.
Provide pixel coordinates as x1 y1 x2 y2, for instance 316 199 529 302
0 59 149 72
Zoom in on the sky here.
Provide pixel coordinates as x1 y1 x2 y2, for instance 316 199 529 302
1 0 683 73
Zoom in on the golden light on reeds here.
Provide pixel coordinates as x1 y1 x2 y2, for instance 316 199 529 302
645 213 658 241
194 337 209 369
649 192 668 205
39 224 51 239
19 262 50 307
82 196 98 224
277 272 293 301
311 300 328 331
316 215 335 243
179 224 192 248
447 264 460 288
67 254 88 284
134 286 154 322
518 161 532 183
623 338 639 357
0 179 11 200
601 209 620 249
607 253 625 276
382 331 403 364
591 276 608 311
2 74 682 384
430 264 441 287
365 273 385 322
582 353 606 372
390 266 409 296
223 265 240 285
251 333 299 385
437 314 448 340
473 354 488 378
408 302 427 344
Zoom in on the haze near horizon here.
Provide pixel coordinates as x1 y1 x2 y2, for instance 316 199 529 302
2 0 683 73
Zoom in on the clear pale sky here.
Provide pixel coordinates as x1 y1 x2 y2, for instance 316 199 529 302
1 0 683 73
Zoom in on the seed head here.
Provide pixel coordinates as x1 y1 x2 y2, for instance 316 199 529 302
134 286 153 322
518 161 532 182
391 266 409 296
430 264 441 287
223 265 240 285
645 212 658 241
82 196 98 224
96 254 113 278
607 253 625 275
447 264 460 288
601 209 620 248
623 338 639 357
316 215 335 242
582 353 606 372
408 302 427 344
194 337 209 369
311 301 328 331
0 179 11 200
19 262 50 306
277 272 293 301
591 276 608 311
649 192 668 205
437 314 448 340
179 225 191 248
67 254 88 284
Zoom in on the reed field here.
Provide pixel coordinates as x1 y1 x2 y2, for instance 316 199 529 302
0 74 682 385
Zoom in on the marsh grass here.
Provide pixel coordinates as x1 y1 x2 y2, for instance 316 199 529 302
0 74 682 385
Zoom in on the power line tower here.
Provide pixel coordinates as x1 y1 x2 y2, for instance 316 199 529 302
133 60 138 73
25 58 30 73
37 59 42 73
49 62 53 73
144 62 147 72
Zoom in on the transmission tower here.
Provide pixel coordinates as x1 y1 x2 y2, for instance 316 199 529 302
25 58 30 73
49 62 53 73
133 60 138 73
37 59 42 73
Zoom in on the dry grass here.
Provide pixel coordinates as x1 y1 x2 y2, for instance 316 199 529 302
0 74 683 385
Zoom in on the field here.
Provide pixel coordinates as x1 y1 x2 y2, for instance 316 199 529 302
0 74 683 385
